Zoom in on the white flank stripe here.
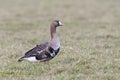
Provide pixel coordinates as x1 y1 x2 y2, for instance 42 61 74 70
24 57 38 62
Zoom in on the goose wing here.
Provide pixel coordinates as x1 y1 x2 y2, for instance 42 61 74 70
24 42 49 57
18 42 49 62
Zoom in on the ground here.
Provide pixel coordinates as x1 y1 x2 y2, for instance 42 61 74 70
0 0 120 80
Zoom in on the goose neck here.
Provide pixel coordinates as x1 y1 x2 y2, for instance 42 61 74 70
50 25 57 39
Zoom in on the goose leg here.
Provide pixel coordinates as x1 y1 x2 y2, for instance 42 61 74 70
37 60 40 64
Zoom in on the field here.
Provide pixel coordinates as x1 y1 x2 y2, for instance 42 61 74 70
0 0 120 80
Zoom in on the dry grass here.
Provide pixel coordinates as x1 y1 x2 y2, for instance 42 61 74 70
0 0 120 80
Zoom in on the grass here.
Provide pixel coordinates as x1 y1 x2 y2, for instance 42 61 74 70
0 0 120 80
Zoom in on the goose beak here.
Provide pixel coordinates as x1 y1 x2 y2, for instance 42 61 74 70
60 23 64 26
59 21 64 26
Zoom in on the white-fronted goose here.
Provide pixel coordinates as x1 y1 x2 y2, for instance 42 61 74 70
18 20 63 62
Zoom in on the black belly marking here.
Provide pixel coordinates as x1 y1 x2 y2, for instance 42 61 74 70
36 47 60 61
49 47 54 53
55 48 60 55
48 47 60 57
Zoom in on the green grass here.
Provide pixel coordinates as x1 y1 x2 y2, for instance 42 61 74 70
0 0 120 80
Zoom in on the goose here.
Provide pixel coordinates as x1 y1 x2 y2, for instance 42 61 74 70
18 20 63 63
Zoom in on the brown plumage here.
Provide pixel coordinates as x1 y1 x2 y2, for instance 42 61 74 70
18 20 63 62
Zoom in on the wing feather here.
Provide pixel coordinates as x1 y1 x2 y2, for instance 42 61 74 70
24 42 49 57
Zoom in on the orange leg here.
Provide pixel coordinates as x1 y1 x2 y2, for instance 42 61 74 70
37 60 40 64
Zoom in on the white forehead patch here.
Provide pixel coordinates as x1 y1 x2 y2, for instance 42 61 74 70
58 21 62 25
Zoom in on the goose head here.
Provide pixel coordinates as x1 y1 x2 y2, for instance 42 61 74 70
51 20 63 27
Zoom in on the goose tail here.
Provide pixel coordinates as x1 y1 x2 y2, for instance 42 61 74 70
17 56 26 62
